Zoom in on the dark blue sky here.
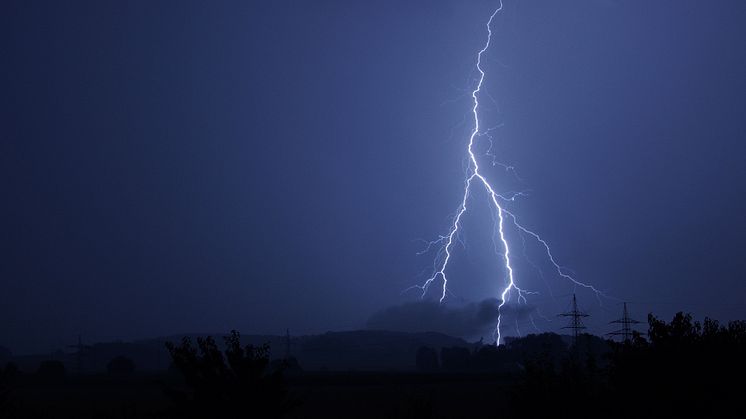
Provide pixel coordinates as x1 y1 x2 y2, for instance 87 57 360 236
2 0 745 353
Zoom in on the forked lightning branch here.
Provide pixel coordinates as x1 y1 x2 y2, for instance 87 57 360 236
411 1 607 346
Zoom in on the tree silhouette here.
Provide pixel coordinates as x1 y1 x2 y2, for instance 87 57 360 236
608 312 746 417
165 330 295 418
502 313 746 417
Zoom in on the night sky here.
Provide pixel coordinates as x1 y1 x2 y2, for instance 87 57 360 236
2 0 746 354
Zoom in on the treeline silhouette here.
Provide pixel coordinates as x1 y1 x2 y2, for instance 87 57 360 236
161 313 745 418
508 312 746 418
0 313 744 418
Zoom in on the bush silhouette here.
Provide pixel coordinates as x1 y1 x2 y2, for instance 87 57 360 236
165 330 295 418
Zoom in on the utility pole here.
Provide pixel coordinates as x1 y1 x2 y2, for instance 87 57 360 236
608 302 641 343
559 294 589 349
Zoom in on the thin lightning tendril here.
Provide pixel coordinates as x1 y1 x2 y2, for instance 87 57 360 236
412 1 609 345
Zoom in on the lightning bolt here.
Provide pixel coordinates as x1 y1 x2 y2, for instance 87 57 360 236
412 1 609 346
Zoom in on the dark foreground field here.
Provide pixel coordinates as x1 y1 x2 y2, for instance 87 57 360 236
4 372 515 418
288 373 514 418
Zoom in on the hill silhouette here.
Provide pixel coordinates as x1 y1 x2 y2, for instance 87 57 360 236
8 330 473 374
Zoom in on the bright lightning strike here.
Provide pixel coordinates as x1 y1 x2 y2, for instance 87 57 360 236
412 1 608 346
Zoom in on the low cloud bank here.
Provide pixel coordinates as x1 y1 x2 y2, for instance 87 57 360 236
366 298 535 338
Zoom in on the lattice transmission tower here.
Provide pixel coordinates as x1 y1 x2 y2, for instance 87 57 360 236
559 294 590 348
607 302 641 343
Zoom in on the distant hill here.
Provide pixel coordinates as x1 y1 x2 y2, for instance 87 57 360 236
10 330 474 373
149 330 474 371
290 330 473 371
10 331 616 374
